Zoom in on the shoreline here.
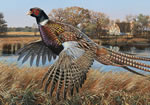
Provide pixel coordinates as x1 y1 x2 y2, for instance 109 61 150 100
1 32 150 47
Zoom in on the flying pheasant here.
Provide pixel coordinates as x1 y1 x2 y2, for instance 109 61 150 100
17 7 150 100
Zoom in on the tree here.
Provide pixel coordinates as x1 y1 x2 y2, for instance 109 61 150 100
131 20 140 35
90 11 110 38
49 6 110 38
136 14 150 33
125 14 150 36
81 23 97 38
125 15 136 22
130 14 150 36
49 8 66 22
49 6 91 27
24 26 32 32
0 13 7 35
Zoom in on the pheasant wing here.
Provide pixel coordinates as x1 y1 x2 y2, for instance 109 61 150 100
16 40 57 66
42 47 95 100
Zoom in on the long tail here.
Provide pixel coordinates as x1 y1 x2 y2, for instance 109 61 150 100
96 47 150 76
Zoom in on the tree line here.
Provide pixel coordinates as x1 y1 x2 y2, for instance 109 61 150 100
1 6 150 38
48 7 150 38
49 6 110 38
7 26 38 32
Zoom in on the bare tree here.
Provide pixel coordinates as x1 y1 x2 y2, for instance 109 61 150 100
125 15 136 22
49 6 90 27
48 7 110 38
49 8 66 22
136 14 150 33
90 11 110 38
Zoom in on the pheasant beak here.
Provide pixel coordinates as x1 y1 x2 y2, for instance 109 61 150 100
27 11 32 15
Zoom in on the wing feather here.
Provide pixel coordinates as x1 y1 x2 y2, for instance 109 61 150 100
22 50 32 64
43 66 55 93
16 40 57 66
30 52 36 66
42 48 95 99
36 46 43 66
42 47 47 65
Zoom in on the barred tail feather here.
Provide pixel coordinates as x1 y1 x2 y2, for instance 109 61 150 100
96 47 150 76
108 48 150 61
109 53 150 72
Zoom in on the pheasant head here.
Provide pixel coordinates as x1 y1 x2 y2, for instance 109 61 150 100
27 7 49 25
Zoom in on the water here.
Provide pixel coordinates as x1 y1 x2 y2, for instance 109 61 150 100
1 45 150 74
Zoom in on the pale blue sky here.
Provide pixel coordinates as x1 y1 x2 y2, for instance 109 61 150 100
0 0 150 27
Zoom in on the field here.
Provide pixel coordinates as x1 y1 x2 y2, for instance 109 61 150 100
0 63 150 105
4 32 150 46
0 37 40 44
7 32 40 36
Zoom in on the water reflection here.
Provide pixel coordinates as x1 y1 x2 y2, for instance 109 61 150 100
107 45 150 57
1 43 24 56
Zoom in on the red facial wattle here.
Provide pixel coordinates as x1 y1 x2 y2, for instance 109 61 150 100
32 9 39 16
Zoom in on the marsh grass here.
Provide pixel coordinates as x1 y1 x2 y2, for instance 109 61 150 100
7 32 40 36
0 62 150 105
0 37 40 44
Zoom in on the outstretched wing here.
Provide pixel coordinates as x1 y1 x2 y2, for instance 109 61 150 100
16 40 58 66
42 48 95 100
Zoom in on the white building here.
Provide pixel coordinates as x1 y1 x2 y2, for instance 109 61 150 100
109 23 120 35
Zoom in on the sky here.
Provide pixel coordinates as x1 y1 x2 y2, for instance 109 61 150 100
0 0 150 27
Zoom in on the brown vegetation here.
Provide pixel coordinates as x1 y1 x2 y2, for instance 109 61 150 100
0 62 150 105
7 32 40 36
0 37 40 44
101 37 150 46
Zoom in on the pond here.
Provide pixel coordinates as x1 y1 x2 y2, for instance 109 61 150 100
0 43 150 74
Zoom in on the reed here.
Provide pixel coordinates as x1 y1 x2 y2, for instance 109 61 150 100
0 62 150 105
7 32 40 36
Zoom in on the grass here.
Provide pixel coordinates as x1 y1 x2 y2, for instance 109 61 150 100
0 37 40 45
1 32 150 46
0 63 150 105
7 32 40 36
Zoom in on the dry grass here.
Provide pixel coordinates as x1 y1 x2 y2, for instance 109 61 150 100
7 32 40 36
0 37 40 52
0 37 40 44
0 63 150 105
127 38 149 44
0 37 40 53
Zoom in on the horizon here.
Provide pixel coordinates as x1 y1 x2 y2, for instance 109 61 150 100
1 0 150 27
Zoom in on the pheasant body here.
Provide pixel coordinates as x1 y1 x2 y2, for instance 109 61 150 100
17 8 150 100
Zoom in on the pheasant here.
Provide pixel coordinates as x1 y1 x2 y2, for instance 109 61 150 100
17 7 150 100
